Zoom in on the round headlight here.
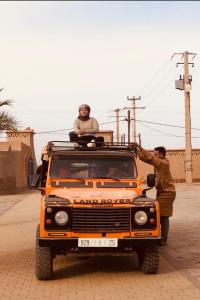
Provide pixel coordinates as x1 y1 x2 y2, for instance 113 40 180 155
55 210 69 225
134 211 148 225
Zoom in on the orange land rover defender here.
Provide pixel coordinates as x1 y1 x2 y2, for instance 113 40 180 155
33 141 161 280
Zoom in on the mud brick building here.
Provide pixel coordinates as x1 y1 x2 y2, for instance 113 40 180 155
0 128 37 195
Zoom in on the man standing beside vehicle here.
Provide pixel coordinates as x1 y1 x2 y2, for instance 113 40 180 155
133 143 176 246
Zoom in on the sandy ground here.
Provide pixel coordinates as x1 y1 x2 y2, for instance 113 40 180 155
0 183 200 300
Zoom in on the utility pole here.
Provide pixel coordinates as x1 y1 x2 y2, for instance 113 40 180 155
127 110 131 145
172 51 197 184
121 133 125 144
138 133 142 146
114 108 120 143
109 108 124 143
124 96 145 143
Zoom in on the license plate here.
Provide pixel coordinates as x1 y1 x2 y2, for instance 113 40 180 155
78 238 118 248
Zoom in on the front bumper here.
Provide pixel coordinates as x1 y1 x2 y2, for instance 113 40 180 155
38 237 161 249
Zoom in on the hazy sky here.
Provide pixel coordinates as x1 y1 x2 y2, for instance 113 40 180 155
0 1 200 162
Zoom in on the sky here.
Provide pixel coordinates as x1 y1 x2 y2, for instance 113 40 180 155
0 1 200 163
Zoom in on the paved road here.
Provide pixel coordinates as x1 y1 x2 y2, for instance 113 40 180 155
0 184 200 300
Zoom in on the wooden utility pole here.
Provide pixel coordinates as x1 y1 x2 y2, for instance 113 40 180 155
127 110 131 145
138 133 142 146
184 51 193 184
114 108 120 143
121 133 125 144
124 96 145 143
109 108 123 143
172 51 196 184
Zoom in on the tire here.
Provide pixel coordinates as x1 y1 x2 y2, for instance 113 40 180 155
140 246 159 274
136 248 144 268
35 225 53 280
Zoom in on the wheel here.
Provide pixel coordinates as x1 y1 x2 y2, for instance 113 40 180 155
140 246 159 274
136 248 144 268
35 225 53 280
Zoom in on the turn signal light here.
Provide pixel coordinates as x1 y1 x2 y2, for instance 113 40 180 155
46 207 52 213
46 219 52 225
150 218 155 224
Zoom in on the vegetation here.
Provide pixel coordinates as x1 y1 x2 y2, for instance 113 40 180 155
0 88 18 131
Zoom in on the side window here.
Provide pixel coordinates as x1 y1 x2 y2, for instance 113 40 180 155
41 161 48 186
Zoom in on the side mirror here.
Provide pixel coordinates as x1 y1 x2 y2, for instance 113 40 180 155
31 174 41 188
147 173 155 187
142 174 155 197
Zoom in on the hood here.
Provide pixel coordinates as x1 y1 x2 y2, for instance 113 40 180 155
49 188 138 204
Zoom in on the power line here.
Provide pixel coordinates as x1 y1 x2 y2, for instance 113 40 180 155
35 120 121 135
2 116 200 137
99 120 124 126
142 64 175 98
133 118 200 131
140 122 185 137
141 66 175 109
36 127 73 134
140 122 200 139
17 117 200 135
139 59 172 95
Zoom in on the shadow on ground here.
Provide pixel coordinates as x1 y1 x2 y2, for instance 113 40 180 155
54 254 141 279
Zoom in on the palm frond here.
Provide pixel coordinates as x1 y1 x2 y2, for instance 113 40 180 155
0 99 13 107
0 89 18 131
0 111 18 131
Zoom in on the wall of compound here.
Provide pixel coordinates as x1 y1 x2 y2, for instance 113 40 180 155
0 142 31 195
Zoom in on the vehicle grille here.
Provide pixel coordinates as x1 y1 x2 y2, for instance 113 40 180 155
72 207 131 232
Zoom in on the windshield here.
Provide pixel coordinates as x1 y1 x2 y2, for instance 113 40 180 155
50 155 137 179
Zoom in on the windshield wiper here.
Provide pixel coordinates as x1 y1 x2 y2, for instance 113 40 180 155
92 176 120 181
52 177 85 182
70 178 85 182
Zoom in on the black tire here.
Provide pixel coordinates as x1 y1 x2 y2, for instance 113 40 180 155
136 248 144 268
140 246 159 274
35 225 53 280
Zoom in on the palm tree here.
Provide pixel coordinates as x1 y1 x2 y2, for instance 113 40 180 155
0 88 18 131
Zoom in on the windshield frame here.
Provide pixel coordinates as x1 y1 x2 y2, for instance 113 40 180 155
49 153 138 180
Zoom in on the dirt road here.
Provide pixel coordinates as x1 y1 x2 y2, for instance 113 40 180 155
0 184 200 300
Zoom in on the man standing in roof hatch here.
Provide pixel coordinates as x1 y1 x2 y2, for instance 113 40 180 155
69 104 104 147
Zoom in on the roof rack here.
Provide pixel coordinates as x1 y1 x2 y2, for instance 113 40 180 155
44 141 137 155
